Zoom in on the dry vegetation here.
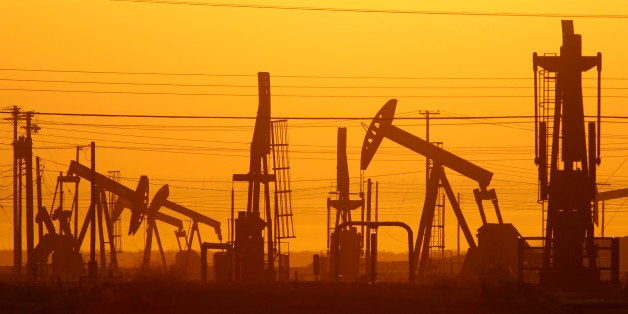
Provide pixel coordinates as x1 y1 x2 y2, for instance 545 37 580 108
0 280 521 314
1 249 628 313
2 275 627 314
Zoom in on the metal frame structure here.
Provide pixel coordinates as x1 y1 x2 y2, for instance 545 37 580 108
232 72 278 282
361 99 503 280
333 221 413 283
67 160 221 271
531 20 613 289
326 127 364 280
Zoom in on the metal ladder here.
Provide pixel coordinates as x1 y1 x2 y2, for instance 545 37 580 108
537 65 556 236
270 120 296 243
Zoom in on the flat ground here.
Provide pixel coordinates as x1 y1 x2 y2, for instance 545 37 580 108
1 279 628 314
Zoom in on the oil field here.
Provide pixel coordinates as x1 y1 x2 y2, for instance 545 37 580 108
2 1 628 313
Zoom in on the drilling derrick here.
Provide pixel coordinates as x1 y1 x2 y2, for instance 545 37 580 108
532 20 618 289
327 127 364 280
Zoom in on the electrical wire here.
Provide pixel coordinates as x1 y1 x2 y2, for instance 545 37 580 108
2 77 626 90
111 0 628 19
3 87 628 98
1 67 627 80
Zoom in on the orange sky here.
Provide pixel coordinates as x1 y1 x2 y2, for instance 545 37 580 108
1 1 628 261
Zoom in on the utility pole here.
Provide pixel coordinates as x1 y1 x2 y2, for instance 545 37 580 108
230 187 234 245
36 157 43 240
375 182 378 223
23 112 39 280
601 200 605 237
88 141 97 281
420 110 441 271
9 106 20 275
419 110 440 186
457 193 461 256
365 178 372 277
18 154 23 270
596 183 610 237
58 171 64 232
74 146 81 239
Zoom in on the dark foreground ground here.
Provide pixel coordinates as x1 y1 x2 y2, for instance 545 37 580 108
1 278 628 314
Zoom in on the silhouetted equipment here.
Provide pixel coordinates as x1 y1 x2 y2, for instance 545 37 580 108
327 127 364 280
597 188 628 202
22 112 37 279
361 99 518 281
364 178 377 280
8 108 40 277
233 72 274 281
61 144 117 279
8 106 21 275
312 254 320 281
529 20 618 289
67 159 222 272
32 156 85 281
35 157 52 239
595 188 628 237
106 171 123 253
425 140 449 275
270 120 296 245
420 112 448 273
332 221 414 283
160 192 222 278
200 242 232 283
66 160 149 271
232 72 295 282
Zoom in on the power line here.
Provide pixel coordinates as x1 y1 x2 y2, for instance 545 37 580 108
4 77 627 90
0 87 260 96
0 67 254 77
37 120 256 131
43 125 252 144
0 87 555 97
1 68 627 80
22 111 628 120
0 77 542 89
111 0 628 19
28 112 529 119
0 77 530 88
0 78 259 88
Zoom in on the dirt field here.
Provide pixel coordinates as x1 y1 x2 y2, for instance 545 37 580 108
2 278 628 314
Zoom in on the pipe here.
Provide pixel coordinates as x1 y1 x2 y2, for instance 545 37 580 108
201 242 232 283
333 221 413 283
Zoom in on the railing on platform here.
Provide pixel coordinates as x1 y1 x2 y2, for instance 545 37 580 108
517 236 619 287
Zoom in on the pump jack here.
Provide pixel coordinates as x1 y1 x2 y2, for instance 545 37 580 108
32 156 220 278
32 172 84 281
112 180 224 270
327 127 364 280
361 99 521 280
532 20 618 288
67 160 222 271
